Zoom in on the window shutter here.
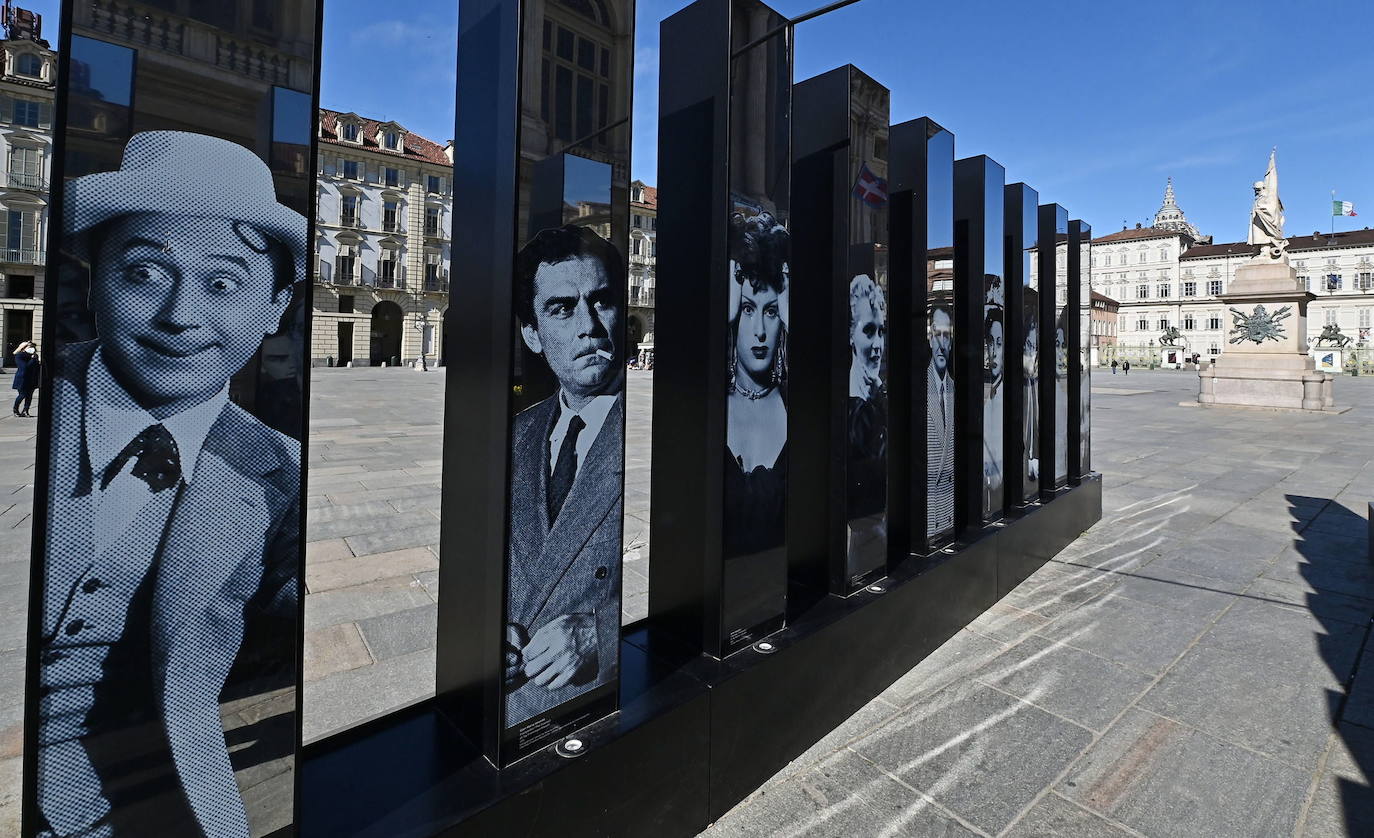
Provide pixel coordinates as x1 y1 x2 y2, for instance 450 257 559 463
38 102 50 128
0 208 7 250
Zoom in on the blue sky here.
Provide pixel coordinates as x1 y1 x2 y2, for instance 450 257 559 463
30 0 1374 244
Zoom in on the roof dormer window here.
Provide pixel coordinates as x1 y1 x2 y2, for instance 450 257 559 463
15 53 40 78
384 130 399 150
342 122 359 142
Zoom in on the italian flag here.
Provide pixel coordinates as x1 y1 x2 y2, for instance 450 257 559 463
1333 200 1357 216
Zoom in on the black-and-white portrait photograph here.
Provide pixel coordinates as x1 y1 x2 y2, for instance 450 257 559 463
505 224 625 735
34 131 306 838
926 296 955 542
982 274 1004 518
845 272 887 582
1054 313 1069 483
724 210 789 651
1022 287 1040 496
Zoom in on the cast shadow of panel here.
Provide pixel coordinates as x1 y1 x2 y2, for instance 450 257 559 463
1287 494 1374 835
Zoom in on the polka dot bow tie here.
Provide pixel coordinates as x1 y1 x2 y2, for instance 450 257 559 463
101 423 183 492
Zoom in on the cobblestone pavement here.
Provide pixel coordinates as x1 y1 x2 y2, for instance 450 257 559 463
4 367 1374 836
703 370 1374 838
299 367 652 741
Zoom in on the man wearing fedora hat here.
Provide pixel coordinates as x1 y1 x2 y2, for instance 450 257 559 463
32 131 305 838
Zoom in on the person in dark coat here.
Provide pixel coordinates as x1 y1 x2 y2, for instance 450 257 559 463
12 340 39 416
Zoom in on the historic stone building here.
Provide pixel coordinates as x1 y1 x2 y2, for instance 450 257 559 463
313 109 453 367
0 4 51 367
628 179 655 358
1089 291 1119 365
1094 180 1374 362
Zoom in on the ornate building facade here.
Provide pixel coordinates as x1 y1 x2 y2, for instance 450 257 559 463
628 179 655 358
313 109 453 367
1094 179 1374 362
0 3 51 367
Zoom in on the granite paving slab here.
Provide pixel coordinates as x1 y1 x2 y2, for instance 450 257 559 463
1058 708 1309 838
854 681 1093 834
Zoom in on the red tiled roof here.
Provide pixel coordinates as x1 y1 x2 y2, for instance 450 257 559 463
1091 290 1120 309
1092 226 1190 244
1181 228 1374 259
319 108 451 167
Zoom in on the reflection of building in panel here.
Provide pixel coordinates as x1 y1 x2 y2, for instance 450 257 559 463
0 6 52 366
628 179 656 358
519 0 634 243
314 109 454 367
847 67 888 247
1090 291 1119 365
729 4 790 221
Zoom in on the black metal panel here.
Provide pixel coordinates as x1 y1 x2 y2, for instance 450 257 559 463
1003 184 1039 507
1067 219 1086 483
649 0 793 660
1036 204 1069 497
789 65 891 596
299 639 710 838
25 3 321 834
906 125 956 551
441 0 636 767
300 476 1104 838
1073 221 1093 478
953 157 1006 533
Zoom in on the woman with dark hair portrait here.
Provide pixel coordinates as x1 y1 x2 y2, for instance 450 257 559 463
723 211 790 569
1022 302 1040 485
846 273 887 573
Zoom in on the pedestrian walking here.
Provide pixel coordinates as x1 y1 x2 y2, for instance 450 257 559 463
1111 360 1118 374
1122 360 1130 376
11 340 38 416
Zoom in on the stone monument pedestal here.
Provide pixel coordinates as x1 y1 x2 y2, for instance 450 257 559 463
1197 260 1337 411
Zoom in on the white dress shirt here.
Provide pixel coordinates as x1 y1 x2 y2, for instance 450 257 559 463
85 348 228 555
546 390 616 479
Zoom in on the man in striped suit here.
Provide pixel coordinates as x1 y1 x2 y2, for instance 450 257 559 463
927 305 956 541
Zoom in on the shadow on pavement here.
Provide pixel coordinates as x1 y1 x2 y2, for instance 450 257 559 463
1290 493 1374 836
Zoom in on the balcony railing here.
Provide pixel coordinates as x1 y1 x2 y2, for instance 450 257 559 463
8 172 45 190
383 222 403 233
424 277 449 293
377 273 403 290
340 216 363 229
424 225 448 240
0 248 44 265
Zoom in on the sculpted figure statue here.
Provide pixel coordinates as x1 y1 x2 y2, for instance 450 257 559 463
1248 148 1288 261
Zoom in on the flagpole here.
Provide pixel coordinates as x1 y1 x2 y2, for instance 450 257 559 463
1332 190 1336 238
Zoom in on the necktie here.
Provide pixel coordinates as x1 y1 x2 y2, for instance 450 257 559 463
547 414 585 524
101 423 182 492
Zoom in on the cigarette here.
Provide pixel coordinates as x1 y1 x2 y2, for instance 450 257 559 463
595 349 613 361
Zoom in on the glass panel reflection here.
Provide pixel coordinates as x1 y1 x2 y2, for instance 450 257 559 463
502 0 634 761
722 0 790 653
925 129 955 546
32 3 321 834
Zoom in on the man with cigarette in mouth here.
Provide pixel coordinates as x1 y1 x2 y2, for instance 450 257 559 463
505 224 625 728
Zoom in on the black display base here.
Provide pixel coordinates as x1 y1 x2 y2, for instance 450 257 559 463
299 476 1101 837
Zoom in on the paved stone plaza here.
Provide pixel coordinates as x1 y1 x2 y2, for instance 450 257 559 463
2 366 1374 835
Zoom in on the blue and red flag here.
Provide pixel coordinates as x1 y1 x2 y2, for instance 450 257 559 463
852 161 887 208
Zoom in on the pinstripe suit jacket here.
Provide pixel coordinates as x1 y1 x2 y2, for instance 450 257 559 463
926 364 955 538
37 341 299 838
505 391 623 727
